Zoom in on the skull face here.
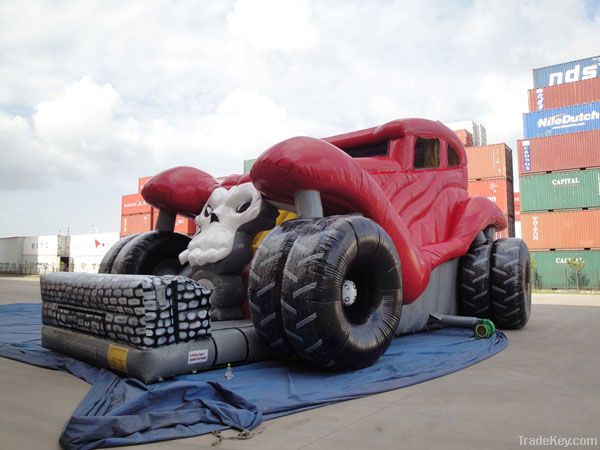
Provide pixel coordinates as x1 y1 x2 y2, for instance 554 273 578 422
179 182 267 268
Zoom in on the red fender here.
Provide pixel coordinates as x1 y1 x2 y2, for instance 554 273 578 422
250 136 430 302
141 166 221 218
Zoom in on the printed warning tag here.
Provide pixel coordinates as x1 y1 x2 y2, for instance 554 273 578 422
188 349 208 365
108 344 129 373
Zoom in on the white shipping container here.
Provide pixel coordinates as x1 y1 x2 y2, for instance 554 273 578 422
22 254 62 275
22 235 69 257
0 237 25 273
69 232 120 257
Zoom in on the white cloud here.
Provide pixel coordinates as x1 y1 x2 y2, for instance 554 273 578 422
227 0 317 51
1 0 600 235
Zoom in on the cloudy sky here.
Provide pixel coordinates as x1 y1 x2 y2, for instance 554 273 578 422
1 0 599 237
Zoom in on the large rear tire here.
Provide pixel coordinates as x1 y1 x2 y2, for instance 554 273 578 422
490 238 532 329
110 231 190 275
248 219 312 357
458 240 493 318
280 216 402 370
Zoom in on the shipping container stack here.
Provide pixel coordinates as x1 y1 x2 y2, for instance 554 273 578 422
447 121 515 239
120 177 196 237
519 55 600 289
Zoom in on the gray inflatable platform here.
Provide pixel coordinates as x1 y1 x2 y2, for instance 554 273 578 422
40 272 271 382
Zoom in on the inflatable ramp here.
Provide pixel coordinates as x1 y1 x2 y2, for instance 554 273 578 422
41 273 270 382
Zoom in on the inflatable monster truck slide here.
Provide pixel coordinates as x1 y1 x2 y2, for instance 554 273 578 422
41 118 531 382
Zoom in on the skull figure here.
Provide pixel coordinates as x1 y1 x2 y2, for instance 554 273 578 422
179 182 278 273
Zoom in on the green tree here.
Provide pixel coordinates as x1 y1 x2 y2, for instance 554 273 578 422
530 258 538 289
566 258 585 292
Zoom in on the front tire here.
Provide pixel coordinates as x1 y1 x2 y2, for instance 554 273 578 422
280 216 402 370
490 238 532 329
110 231 190 275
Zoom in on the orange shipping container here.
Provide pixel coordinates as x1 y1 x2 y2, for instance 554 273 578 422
453 129 473 147
467 178 514 216
517 130 600 175
121 212 153 237
138 176 152 194
466 144 513 181
528 77 600 112
521 209 600 250
121 193 152 215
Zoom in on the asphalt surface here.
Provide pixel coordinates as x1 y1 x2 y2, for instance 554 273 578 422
0 277 599 450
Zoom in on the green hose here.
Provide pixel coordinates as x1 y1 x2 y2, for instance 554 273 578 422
474 319 496 339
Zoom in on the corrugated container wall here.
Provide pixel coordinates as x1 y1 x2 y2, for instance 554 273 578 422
467 178 515 216
532 56 600 89
528 76 600 111
453 129 473 147
521 168 600 211
121 193 152 215
466 144 513 180
523 101 600 139
518 131 600 174
531 250 600 290
514 193 521 221
0 237 25 273
521 209 600 250
121 212 153 237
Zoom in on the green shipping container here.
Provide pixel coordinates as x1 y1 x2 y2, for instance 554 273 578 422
521 168 600 211
243 159 256 174
531 250 600 290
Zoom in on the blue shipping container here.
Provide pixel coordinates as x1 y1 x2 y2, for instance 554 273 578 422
523 101 600 139
533 56 600 88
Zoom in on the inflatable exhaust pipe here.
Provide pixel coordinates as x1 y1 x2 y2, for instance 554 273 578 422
428 313 495 339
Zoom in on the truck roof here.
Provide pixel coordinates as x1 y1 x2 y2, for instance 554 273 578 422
324 118 465 155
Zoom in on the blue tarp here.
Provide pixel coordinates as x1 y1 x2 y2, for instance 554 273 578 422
0 303 507 450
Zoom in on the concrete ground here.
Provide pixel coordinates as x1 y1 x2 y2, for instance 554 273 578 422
0 277 599 450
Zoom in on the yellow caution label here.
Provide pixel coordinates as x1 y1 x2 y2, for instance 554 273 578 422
107 344 129 374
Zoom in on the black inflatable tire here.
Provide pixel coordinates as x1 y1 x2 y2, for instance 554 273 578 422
458 240 493 318
98 234 140 273
248 219 312 357
490 238 532 330
111 231 191 275
280 216 402 370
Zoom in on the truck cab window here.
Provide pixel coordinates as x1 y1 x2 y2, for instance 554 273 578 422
448 145 460 167
414 138 439 169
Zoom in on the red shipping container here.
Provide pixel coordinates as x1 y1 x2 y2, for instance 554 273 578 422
528 77 600 112
453 129 473 147
521 209 600 250
138 176 152 194
467 178 515 216
466 144 513 181
121 193 152 215
518 130 600 175
514 193 521 221
121 212 153 237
